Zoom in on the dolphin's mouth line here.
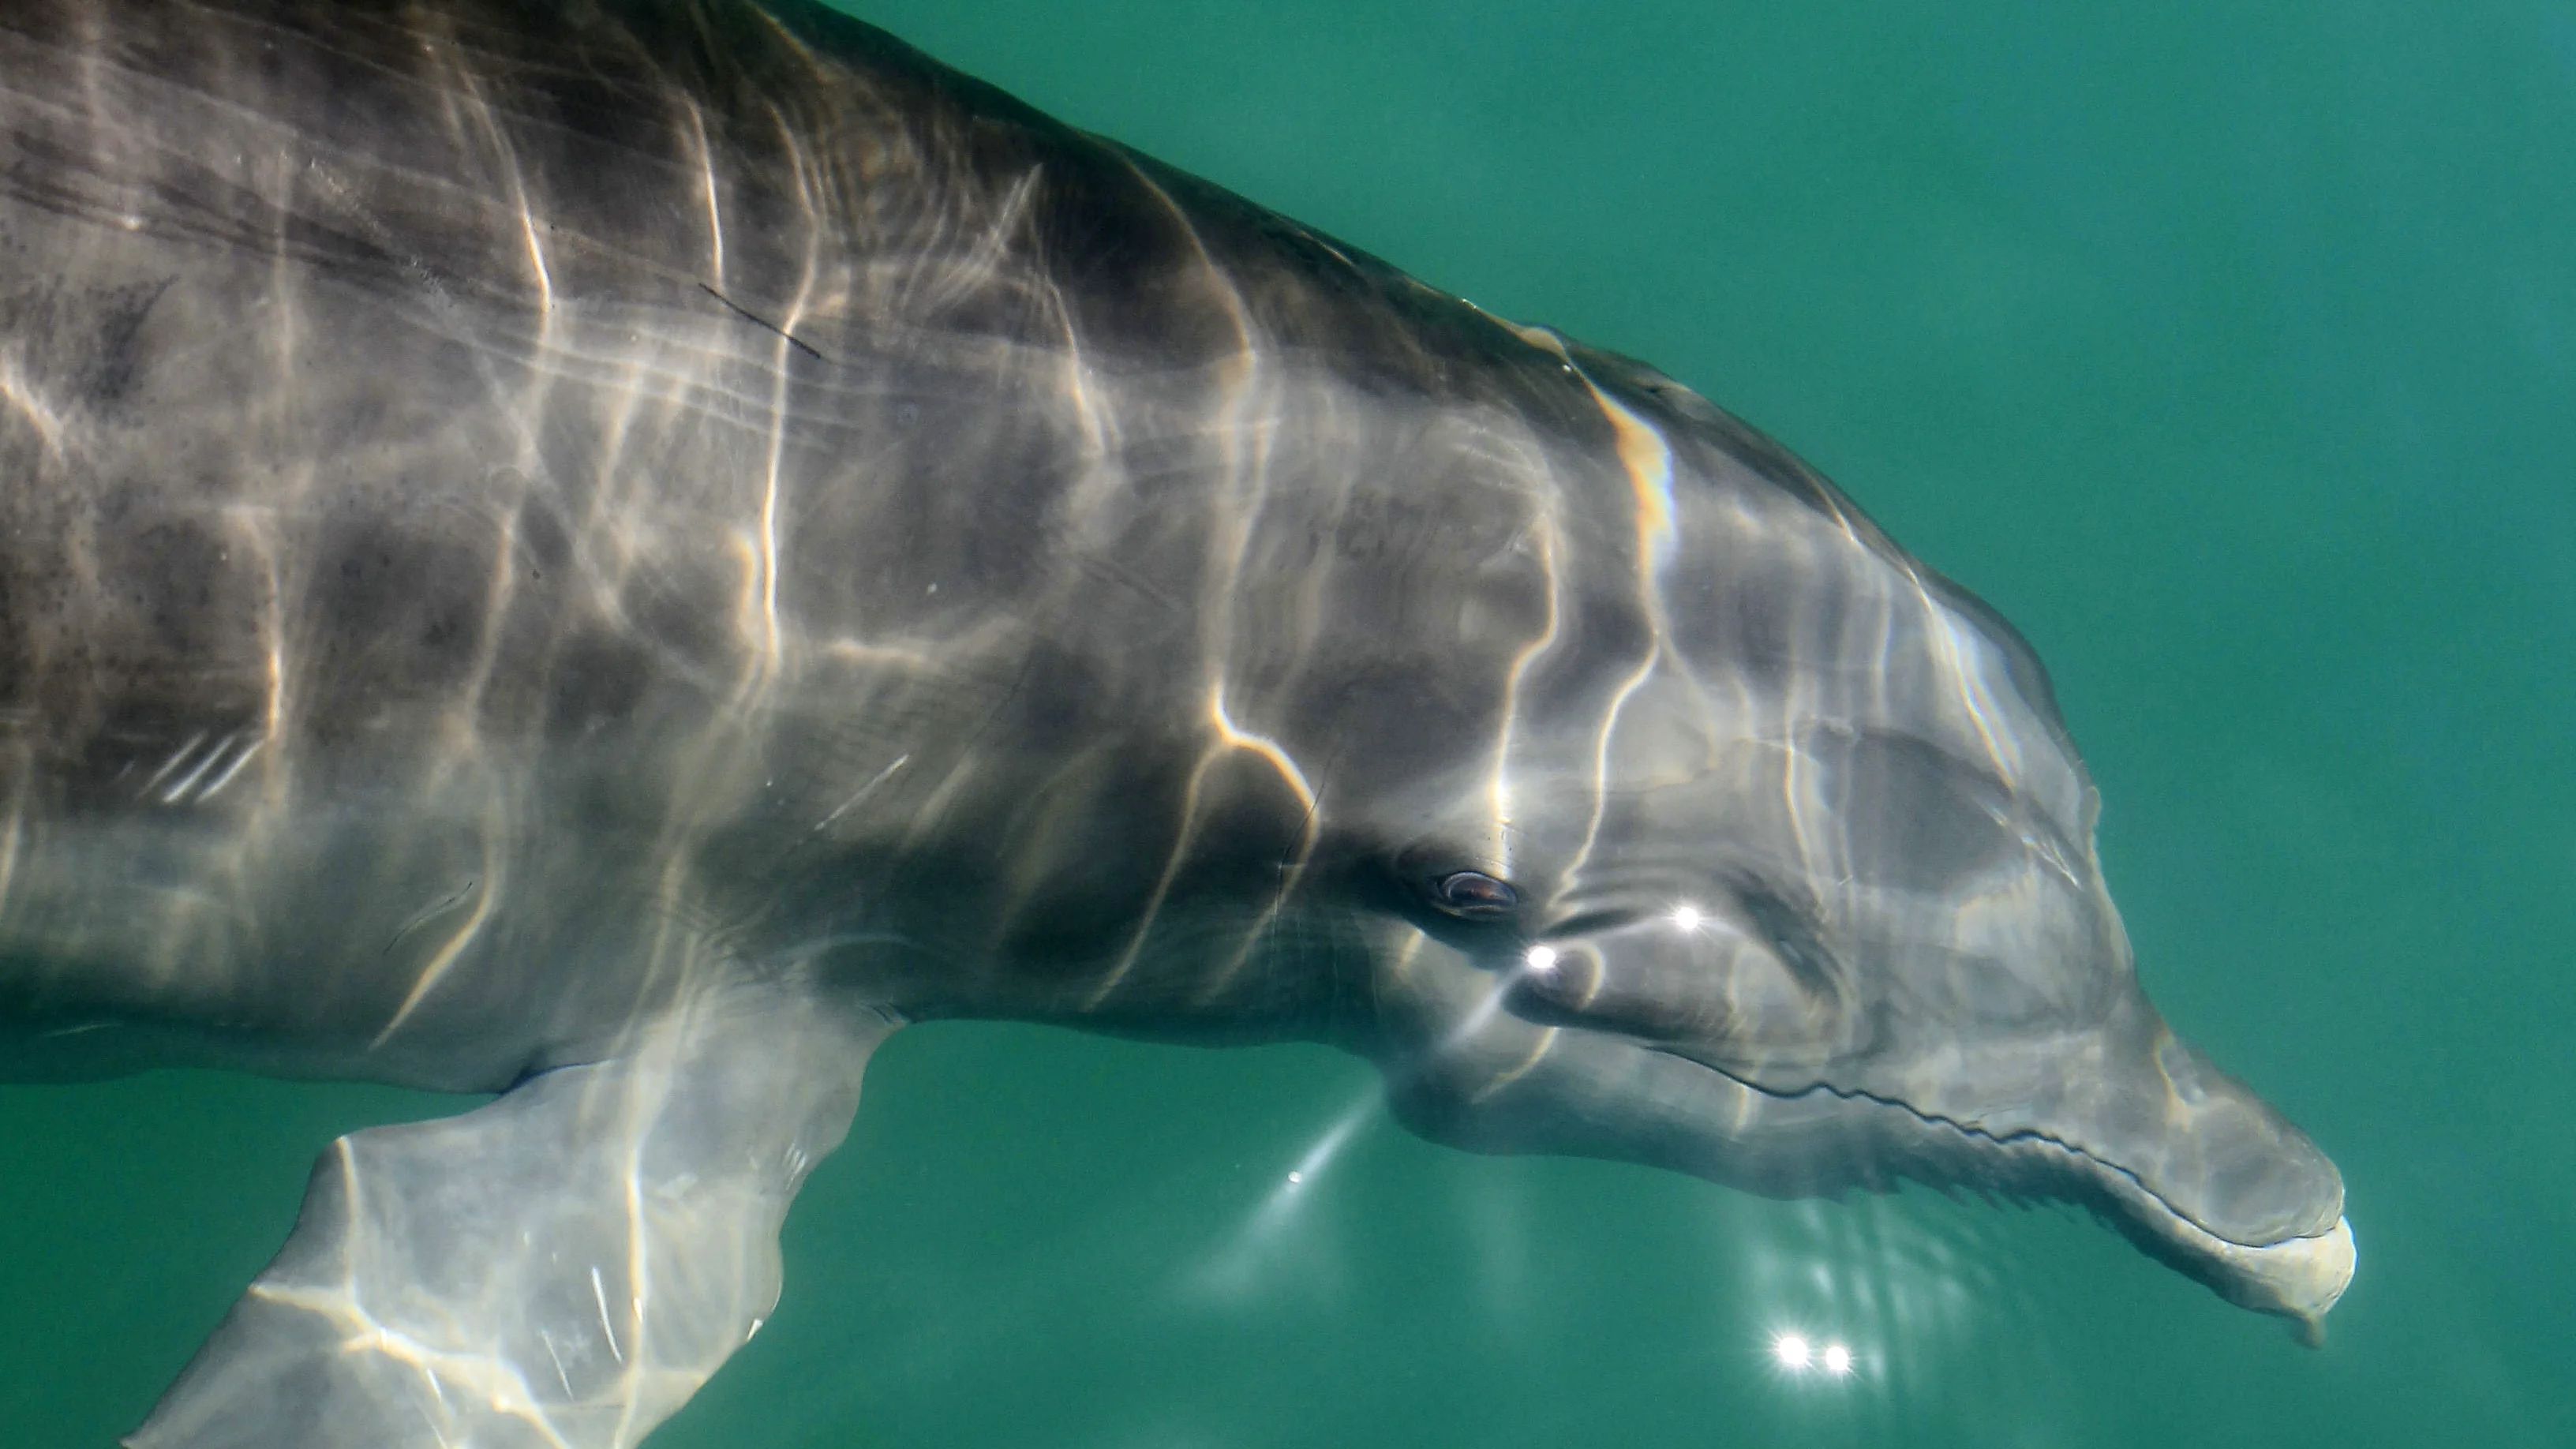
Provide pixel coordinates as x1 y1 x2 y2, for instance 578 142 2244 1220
1644 1046 2315 1252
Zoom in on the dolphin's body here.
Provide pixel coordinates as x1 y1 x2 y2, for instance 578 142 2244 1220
0 0 2351 1442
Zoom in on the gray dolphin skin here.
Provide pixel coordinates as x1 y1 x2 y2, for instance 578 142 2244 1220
0 0 2353 1442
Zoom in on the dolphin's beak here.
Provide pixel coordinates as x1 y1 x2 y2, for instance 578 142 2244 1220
2054 1012 2357 1339
2099 1167 2357 1341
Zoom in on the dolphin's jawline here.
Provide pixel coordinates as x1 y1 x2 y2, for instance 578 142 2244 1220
1646 1045 2321 1252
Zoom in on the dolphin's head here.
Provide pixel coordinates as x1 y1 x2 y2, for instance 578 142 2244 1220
1314 342 2352 1332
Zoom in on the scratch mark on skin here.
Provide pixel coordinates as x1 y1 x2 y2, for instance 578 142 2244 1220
589 1265 624 1365
615 1106 652 1449
540 1330 573 1399
814 754 910 833
192 736 264 802
161 732 247 804
140 732 208 793
385 878 481 956
371 831 502 1046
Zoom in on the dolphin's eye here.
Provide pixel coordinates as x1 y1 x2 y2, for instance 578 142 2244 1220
1432 871 1519 919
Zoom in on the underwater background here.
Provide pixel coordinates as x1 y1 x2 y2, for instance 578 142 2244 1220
4 0 2570 1443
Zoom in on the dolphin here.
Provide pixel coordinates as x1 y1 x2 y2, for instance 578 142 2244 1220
0 0 2353 1442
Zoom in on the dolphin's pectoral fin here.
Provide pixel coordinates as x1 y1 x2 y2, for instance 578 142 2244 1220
127 995 897 1449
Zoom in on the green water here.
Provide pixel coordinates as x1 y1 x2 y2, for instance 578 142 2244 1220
6 0 2571 1443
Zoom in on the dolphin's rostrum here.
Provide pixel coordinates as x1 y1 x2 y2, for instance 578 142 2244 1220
0 0 2352 1442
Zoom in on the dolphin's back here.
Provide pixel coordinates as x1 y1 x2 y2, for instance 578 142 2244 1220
0 0 1552 1071
0 0 2060 1068
0 0 1563 756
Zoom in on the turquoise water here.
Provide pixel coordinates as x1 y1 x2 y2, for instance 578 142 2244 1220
6 0 2572 1443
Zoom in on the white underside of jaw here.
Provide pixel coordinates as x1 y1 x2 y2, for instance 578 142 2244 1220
2164 1209 2357 1328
